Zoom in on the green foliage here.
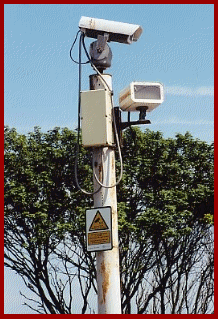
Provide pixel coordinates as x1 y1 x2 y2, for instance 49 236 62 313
117 127 214 241
4 125 214 314
4 126 93 250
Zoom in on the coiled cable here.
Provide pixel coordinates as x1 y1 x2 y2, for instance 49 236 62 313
71 30 123 194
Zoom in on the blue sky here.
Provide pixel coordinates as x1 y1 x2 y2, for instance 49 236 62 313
4 4 214 314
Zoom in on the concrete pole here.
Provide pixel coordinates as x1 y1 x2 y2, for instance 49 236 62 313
90 73 122 314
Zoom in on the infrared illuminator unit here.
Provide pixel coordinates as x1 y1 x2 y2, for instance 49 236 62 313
119 82 164 113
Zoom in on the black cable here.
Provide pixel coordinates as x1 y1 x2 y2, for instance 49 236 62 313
69 30 89 65
81 35 112 92
82 35 124 188
74 32 102 195
73 31 123 192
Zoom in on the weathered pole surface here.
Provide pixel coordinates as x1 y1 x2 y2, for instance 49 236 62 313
90 73 122 314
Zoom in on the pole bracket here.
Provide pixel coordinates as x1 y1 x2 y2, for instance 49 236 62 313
113 106 151 146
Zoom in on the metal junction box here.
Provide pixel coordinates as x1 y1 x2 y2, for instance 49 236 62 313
81 89 114 147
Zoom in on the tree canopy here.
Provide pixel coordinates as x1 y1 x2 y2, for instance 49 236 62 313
4 125 214 314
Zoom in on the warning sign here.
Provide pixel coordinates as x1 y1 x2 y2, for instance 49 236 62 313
86 206 112 252
89 211 109 231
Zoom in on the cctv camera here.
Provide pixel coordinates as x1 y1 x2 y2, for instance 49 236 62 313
119 82 164 112
79 16 143 44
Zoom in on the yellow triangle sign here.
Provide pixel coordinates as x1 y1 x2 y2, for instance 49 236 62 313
89 210 109 231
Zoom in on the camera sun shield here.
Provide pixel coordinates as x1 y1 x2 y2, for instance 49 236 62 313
79 16 143 44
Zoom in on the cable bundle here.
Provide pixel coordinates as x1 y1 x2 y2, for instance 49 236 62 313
70 31 123 195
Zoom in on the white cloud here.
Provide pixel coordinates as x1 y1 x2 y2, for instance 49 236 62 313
153 117 214 126
165 86 214 97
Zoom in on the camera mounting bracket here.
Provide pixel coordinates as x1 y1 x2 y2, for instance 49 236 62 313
90 33 112 72
114 107 151 145
96 33 109 52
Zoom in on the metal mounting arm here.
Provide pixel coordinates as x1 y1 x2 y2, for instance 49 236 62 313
113 107 151 145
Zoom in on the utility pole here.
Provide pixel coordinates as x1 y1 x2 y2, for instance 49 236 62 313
90 73 122 314
77 16 162 315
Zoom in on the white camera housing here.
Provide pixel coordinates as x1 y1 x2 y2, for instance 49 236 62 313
79 16 143 44
119 82 164 112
